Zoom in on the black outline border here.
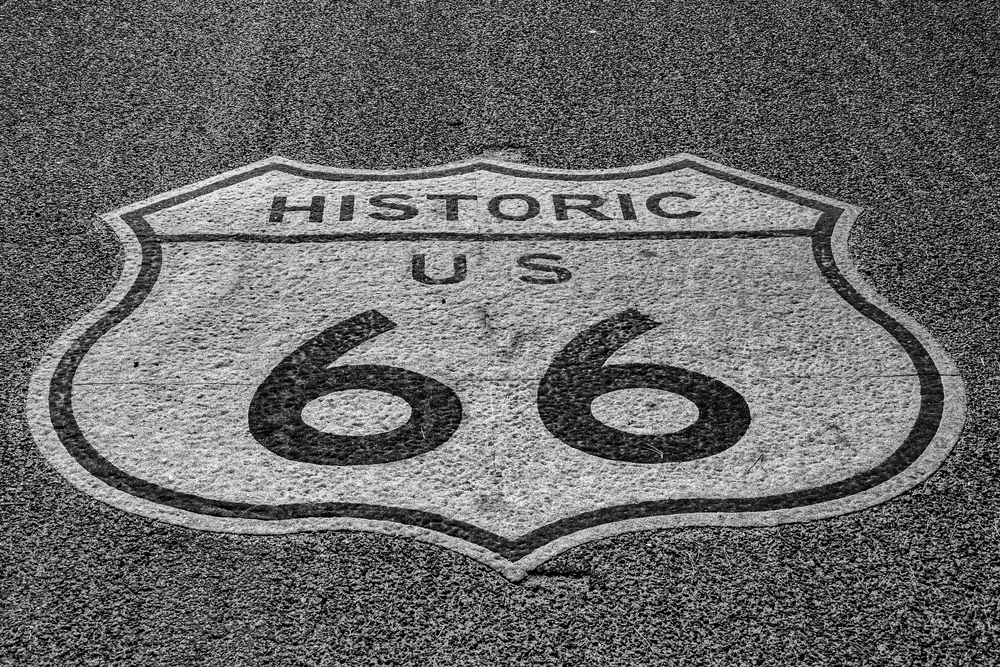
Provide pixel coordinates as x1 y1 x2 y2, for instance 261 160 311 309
48 159 945 562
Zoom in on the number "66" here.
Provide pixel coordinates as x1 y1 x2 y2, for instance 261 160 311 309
248 309 751 466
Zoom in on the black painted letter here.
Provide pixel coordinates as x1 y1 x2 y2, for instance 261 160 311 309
339 195 355 221
618 194 637 220
412 254 467 285
646 192 700 219
552 195 611 221
368 194 419 221
517 253 572 284
487 194 541 222
269 196 325 223
427 194 478 221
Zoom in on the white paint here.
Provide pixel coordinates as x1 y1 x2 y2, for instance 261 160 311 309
26 154 966 580
590 389 700 435
301 390 411 436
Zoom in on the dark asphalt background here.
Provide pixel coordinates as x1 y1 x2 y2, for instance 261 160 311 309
2 0 998 664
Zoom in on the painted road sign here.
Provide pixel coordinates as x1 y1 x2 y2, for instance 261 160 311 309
27 155 965 579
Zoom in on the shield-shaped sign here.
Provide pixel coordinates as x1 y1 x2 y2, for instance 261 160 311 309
28 155 965 579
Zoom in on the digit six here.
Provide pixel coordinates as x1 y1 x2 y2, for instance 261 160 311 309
249 309 750 466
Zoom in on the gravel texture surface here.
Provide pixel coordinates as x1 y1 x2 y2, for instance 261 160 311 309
2 0 998 665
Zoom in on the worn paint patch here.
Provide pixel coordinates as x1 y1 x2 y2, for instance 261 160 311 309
27 155 966 580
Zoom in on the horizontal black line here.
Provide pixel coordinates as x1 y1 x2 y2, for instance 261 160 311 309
156 229 817 243
73 373 955 387
74 381 254 386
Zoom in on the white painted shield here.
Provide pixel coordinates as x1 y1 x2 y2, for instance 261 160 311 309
28 155 965 579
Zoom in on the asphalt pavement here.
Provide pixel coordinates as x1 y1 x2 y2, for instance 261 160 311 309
2 0 998 665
